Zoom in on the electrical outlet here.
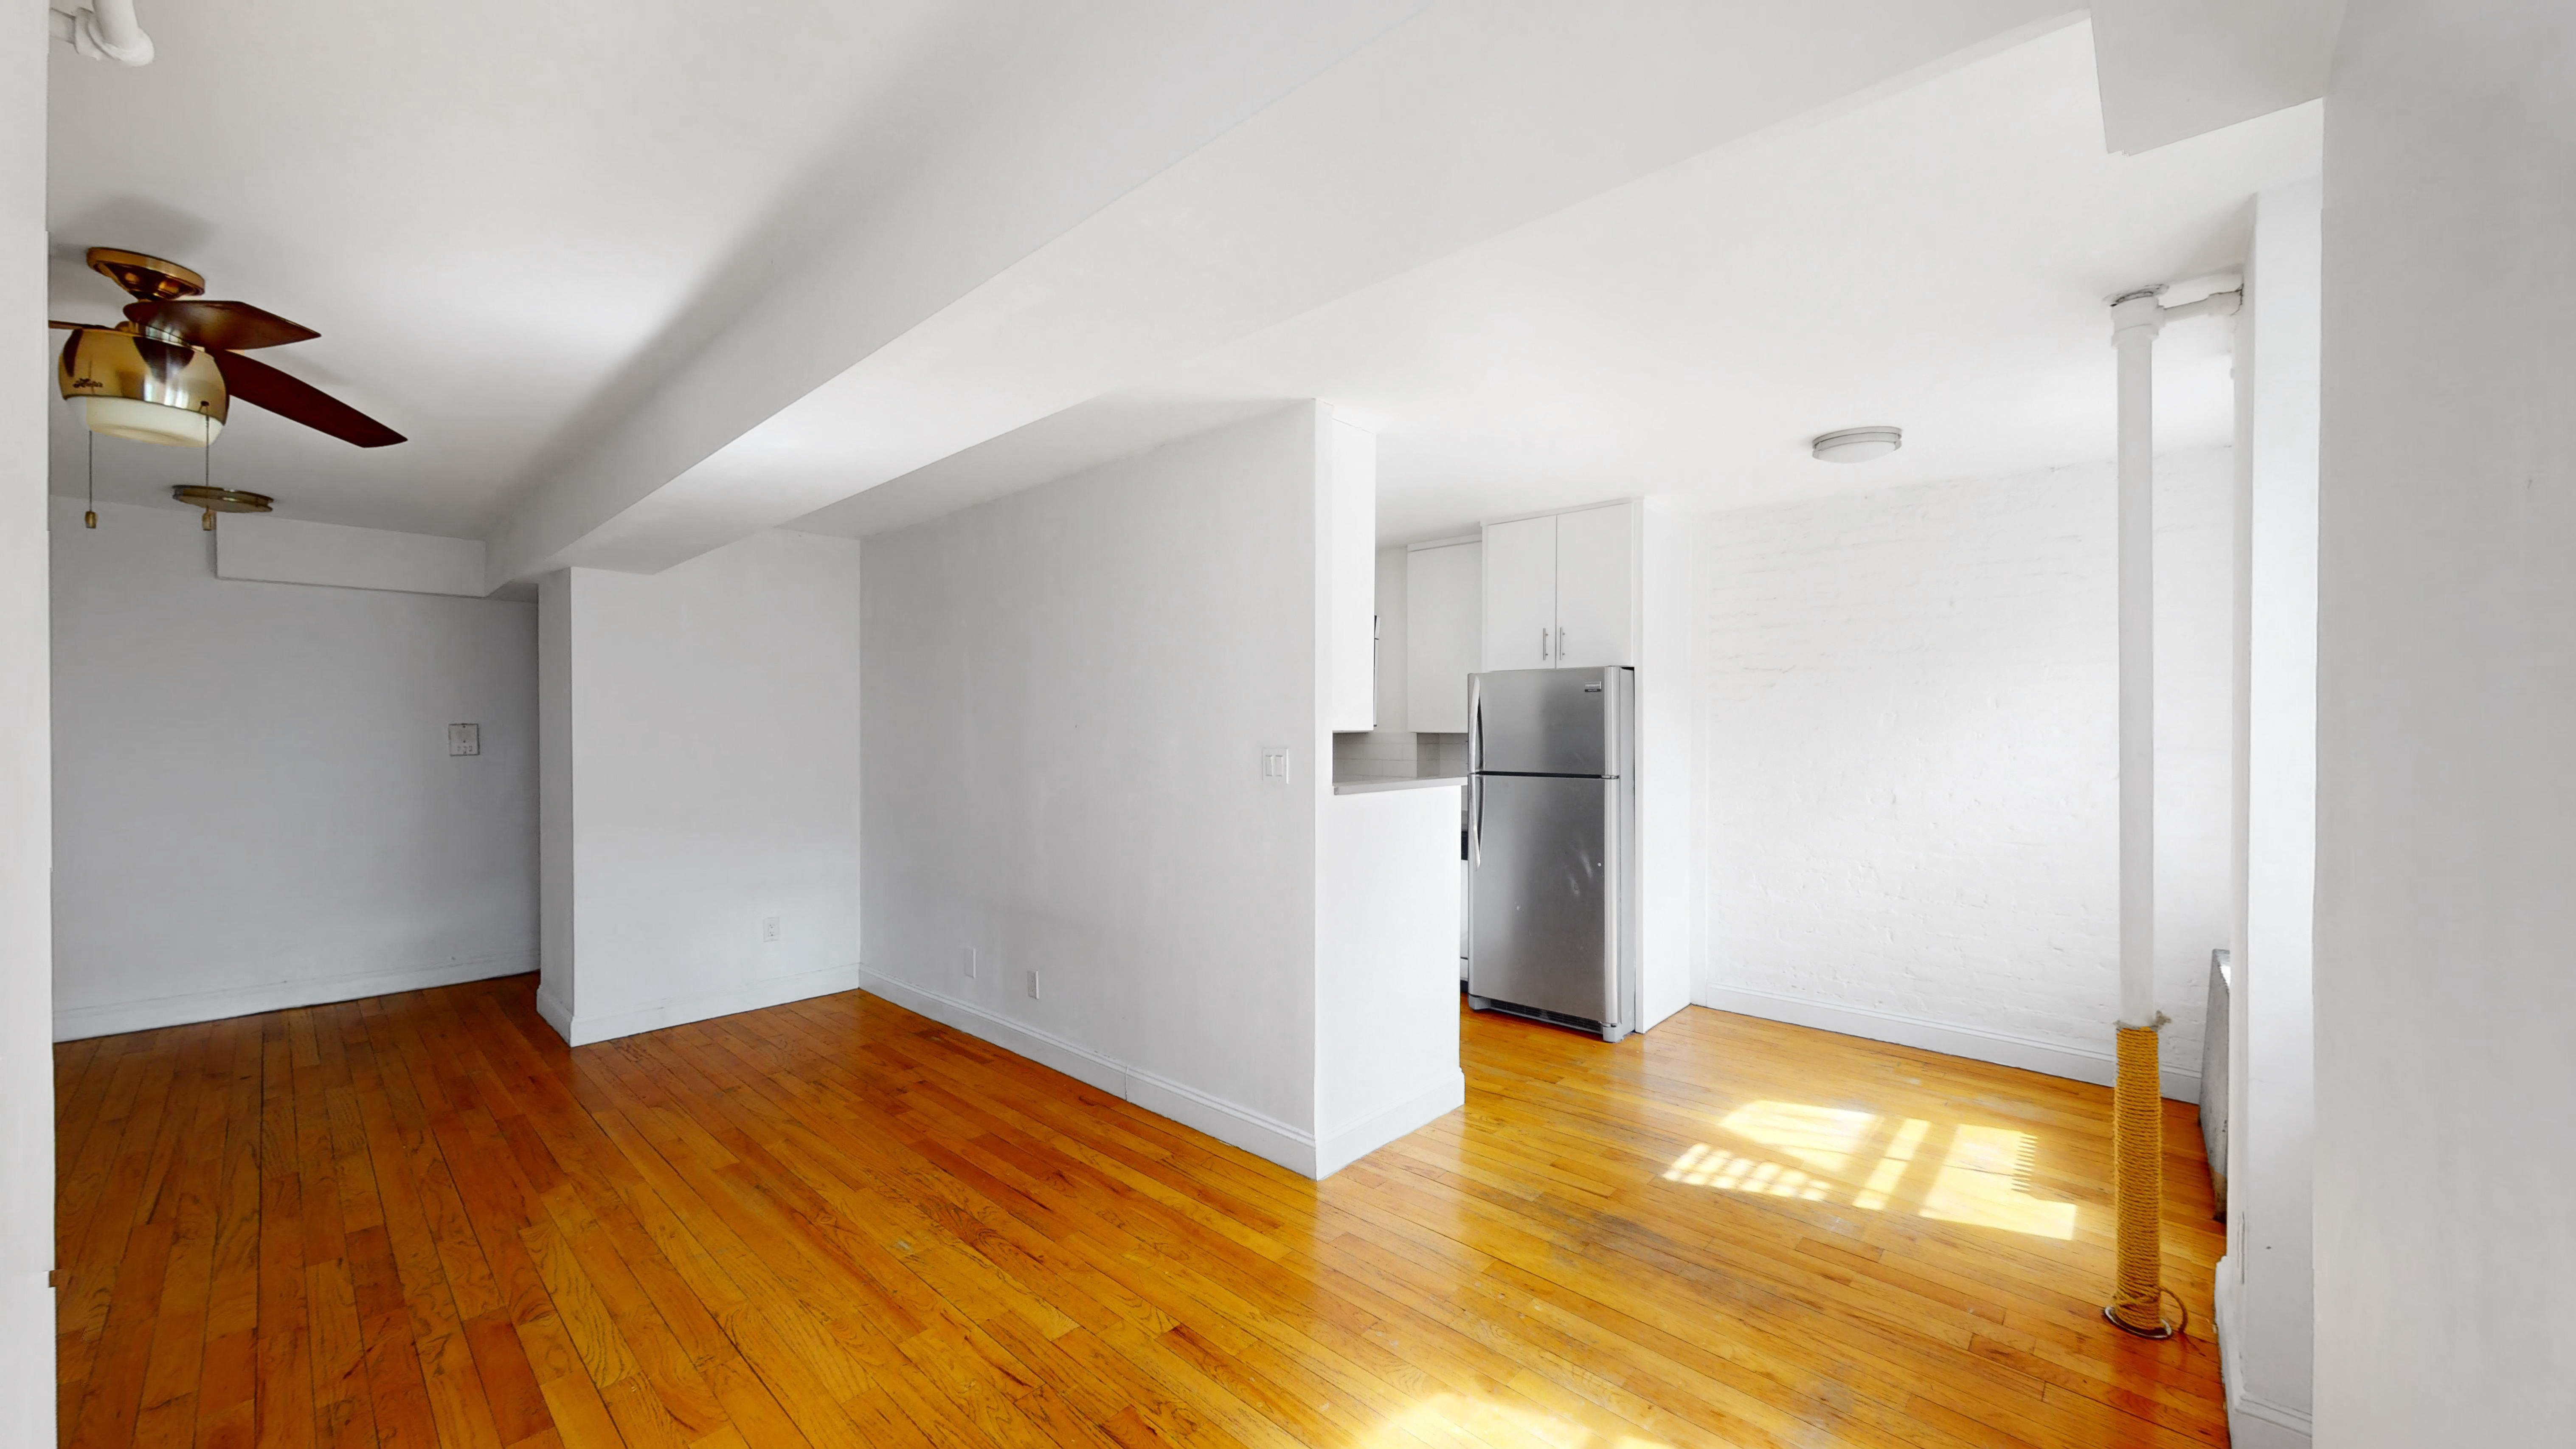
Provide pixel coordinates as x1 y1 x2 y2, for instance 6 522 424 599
761 916 781 943
1026 970 1041 1000
447 723 480 757
962 946 977 979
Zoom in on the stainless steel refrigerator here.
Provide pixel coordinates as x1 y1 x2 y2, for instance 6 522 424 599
1465 666 1637 1042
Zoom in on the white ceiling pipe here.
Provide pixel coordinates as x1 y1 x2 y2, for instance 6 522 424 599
2108 281 2241 1030
51 1 155 66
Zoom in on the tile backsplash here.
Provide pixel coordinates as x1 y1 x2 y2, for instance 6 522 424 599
1333 730 1469 783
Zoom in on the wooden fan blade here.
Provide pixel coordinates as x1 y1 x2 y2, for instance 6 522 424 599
211 351 405 447
126 299 319 351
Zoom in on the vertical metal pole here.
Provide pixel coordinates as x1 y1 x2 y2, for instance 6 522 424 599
2106 288 2171 1336
2113 290 2161 1031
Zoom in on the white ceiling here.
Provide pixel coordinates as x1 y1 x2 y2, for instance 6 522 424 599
801 20 2323 545
43 0 1070 534
46 5 2319 561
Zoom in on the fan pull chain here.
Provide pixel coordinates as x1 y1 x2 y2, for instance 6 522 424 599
200 413 215 531
85 430 96 529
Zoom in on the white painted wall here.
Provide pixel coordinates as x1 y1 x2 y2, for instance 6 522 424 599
51 498 538 1039
1317 785 1463 1175
861 404 1328 1160
2 5 55 1425
2219 175 2319 1449
862 402 1458 1176
1637 497 1696 1032
1696 450 2234 1099
2313 3 2576 1439
535 528 865 1046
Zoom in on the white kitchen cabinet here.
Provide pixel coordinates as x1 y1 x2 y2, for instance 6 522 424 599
1405 539 1481 733
1479 500 1637 671
1552 502 1635 668
1479 515 1559 670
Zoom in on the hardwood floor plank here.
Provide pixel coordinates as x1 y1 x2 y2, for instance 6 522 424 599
60 976 2235 1449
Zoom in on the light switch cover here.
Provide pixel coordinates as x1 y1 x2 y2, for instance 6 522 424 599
1261 746 1291 784
447 723 481 756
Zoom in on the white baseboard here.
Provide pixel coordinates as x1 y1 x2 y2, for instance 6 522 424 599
2214 1253 2314 1447
1316 1070 1466 1177
1125 1064 1318 1176
1701 985 2203 1102
53 951 535 1041
860 969 1451 1180
534 985 574 1044
546 963 865 1048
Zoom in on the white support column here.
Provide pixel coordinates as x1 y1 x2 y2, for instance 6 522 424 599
0 0 55 1435
2106 279 2240 1339
2112 290 2165 1030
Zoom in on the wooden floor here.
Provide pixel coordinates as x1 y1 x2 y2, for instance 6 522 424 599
55 976 2227 1449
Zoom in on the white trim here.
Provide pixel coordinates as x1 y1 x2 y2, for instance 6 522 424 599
1403 533 1482 552
2234 1391 2315 1444
2215 1255 2314 1447
1701 985 2203 1102
1316 1070 1466 1177
1127 1065 1317 1175
861 968 1451 1179
1478 495 1640 530
861 968 1318 1172
546 963 865 1047
534 985 574 1044
53 950 536 1041
858 969 1129 1094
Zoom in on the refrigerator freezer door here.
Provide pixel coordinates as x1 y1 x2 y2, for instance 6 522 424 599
1469 774 1617 1024
1471 667 1614 777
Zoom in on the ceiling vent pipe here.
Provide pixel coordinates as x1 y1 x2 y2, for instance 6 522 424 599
50 1 155 66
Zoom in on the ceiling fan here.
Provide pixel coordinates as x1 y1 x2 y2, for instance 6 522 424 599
51 247 405 450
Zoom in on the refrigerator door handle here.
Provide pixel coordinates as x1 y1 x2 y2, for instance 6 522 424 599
1469 776 1482 867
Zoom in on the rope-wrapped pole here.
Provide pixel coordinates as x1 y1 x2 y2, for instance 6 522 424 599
2107 289 2171 1339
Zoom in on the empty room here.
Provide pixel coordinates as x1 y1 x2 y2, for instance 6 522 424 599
6 3 2570 1448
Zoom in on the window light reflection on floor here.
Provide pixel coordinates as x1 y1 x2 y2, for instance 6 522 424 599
1363 1393 1673 1449
1661 1100 2080 1240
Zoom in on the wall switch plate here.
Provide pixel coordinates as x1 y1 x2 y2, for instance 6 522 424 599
447 723 480 757
761 916 781 943
1026 970 1041 1000
1260 746 1291 784
963 947 977 979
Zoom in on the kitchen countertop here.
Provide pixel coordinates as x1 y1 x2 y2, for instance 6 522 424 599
1331 775 1468 796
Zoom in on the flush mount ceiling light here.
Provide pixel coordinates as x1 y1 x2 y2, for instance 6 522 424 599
1810 425 1903 464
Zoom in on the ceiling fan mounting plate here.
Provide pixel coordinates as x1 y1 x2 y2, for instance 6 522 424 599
171 486 273 514
87 247 205 303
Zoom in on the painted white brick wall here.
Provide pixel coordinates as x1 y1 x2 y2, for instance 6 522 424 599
1696 447 2232 1090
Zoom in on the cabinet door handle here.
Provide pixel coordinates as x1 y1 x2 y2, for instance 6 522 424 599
1558 626 1567 659
1539 627 1550 661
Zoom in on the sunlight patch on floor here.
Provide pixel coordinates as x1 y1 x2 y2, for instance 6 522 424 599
1662 1100 2079 1239
1364 1393 1671 1449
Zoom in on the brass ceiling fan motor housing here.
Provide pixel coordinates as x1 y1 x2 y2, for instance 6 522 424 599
59 326 231 435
